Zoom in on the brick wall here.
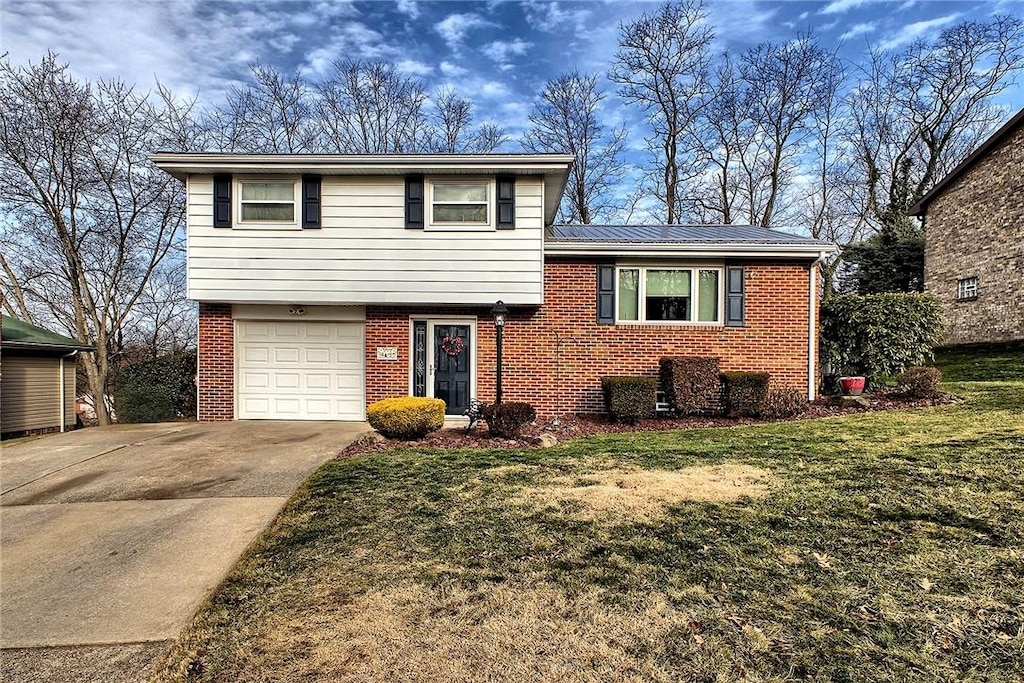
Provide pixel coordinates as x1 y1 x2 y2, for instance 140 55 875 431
197 303 234 421
366 259 815 416
925 121 1024 344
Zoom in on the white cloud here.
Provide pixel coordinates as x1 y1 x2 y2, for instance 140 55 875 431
840 22 877 41
440 61 468 78
879 14 958 49
435 13 492 50
482 38 531 66
820 0 877 15
522 1 591 33
396 0 420 19
395 59 434 76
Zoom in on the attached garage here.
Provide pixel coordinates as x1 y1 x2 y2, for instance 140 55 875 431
234 311 365 421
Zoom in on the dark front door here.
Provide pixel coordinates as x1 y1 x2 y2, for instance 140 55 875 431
434 324 471 415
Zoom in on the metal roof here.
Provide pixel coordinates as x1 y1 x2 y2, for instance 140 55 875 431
2 316 94 352
909 106 1024 216
547 224 829 245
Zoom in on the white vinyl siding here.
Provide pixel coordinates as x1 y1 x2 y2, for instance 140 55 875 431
235 320 365 420
0 355 76 434
187 175 545 305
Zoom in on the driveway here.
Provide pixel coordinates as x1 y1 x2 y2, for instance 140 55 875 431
0 420 368 682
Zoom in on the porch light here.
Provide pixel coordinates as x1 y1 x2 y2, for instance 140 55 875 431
491 300 508 404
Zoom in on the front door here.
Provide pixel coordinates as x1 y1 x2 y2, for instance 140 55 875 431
432 323 471 415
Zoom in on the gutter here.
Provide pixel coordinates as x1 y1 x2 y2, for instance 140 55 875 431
545 242 834 259
807 251 831 401
59 350 79 432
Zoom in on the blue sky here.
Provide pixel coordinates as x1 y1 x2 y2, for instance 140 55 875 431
3 0 1023 145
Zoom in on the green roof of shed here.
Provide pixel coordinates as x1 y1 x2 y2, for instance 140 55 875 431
2 315 94 352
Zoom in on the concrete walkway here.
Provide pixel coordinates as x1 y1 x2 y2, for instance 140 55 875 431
0 420 368 682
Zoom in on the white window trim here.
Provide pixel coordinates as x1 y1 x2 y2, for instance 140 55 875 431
615 265 725 325
234 176 300 230
426 177 494 231
957 276 979 300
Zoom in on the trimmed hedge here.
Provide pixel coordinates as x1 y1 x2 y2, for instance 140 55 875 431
761 387 808 420
659 356 721 414
898 366 943 399
367 397 445 440
114 351 197 423
820 293 943 385
602 376 656 423
483 401 536 438
721 371 770 417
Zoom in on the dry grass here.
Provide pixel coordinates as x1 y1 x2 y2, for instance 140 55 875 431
508 463 776 522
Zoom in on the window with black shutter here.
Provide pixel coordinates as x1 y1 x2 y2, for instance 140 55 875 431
597 264 615 324
405 176 424 229
725 265 745 327
213 175 232 228
496 175 515 229
301 175 321 229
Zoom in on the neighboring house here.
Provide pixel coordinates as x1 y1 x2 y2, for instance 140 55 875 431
150 153 833 422
910 107 1024 345
1 315 93 439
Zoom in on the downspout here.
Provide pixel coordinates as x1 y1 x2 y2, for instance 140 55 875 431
59 350 79 432
807 254 827 402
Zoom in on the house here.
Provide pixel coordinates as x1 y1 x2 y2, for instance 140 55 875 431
909 107 1024 345
150 153 833 421
1 315 93 439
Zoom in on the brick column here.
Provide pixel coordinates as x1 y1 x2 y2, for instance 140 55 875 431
198 303 234 421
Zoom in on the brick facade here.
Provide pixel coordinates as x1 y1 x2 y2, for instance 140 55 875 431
197 302 234 421
924 120 1024 344
366 259 815 416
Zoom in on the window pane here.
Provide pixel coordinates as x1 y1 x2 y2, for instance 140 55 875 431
433 204 487 223
241 203 294 221
618 269 639 320
698 270 719 321
435 183 487 202
241 182 293 201
646 296 690 321
646 270 691 296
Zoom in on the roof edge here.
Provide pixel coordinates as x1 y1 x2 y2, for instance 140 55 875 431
909 106 1024 216
544 242 836 257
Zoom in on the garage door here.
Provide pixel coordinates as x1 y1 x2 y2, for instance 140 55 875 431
236 321 364 420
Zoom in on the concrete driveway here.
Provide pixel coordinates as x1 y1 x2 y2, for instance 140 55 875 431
0 420 368 682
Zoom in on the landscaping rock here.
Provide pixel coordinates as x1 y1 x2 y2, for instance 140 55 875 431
531 433 558 448
838 395 872 409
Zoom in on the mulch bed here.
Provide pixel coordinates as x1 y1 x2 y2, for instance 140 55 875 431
339 391 960 458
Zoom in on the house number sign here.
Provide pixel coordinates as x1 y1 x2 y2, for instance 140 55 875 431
376 347 398 361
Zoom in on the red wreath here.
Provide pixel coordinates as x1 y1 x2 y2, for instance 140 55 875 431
440 335 465 356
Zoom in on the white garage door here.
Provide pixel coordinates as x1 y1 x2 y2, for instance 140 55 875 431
236 320 365 420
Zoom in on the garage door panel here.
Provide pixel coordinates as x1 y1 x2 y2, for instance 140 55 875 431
236 320 365 421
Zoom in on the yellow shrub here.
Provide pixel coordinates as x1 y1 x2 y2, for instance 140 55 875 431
366 397 446 440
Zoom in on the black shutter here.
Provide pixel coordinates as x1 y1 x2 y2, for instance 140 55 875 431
597 264 616 324
301 175 321 229
213 174 232 228
496 175 515 229
725 265 745 327
405 175 424 229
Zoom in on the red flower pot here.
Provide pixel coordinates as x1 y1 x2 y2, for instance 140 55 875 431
840 376 866 396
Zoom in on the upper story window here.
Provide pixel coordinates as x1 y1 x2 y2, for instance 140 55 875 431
957 276 979 300
428 179 492 230
238 178 298 226
617 266 722 324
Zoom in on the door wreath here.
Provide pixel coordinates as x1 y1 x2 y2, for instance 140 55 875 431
440 335 465 356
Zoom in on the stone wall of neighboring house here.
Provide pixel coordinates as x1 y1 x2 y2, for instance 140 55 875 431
196 302 234 421
924 121 1024 345
365 259 815 416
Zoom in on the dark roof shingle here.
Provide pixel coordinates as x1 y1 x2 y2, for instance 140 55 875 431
546 224 828 245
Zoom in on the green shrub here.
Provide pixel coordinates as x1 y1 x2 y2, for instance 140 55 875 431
659 356 721 414
820 293 943 386
721 371 770 417
114 351 197 423
482 401 536 438
367 397 445 440
898 366 943 399
602 376 656 423
761 387 808 420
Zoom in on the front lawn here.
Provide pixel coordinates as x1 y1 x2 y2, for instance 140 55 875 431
154 381 1024 681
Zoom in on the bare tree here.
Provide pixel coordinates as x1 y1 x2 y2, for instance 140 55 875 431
610 0 715 223
523 71 628 224
205 64 318 153
428 87 507 153
0 53 195 424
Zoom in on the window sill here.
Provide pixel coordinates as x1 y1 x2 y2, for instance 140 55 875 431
614 320 724 327
232 223 302 231
955 296 978 303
